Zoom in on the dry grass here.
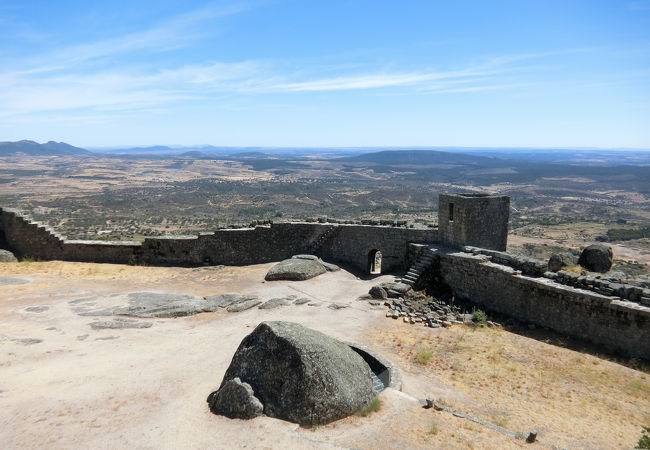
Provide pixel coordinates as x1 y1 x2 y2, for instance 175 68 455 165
367 321 650 449
561 265 584 274
356 397 382 417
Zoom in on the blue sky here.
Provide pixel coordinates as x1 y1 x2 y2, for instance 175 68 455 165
0 0 649 148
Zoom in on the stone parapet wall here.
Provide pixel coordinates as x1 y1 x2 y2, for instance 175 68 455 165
462 246 650 306
436 251 650 359
0 207 438 272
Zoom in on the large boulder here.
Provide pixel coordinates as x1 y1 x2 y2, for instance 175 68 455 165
0 249 18 262
578 244 613 273
208 321 374 426
265 258 327 281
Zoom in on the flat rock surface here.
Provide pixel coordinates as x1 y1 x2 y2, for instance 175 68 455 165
70 291 216 318
204 293 258 308
0 277 29 286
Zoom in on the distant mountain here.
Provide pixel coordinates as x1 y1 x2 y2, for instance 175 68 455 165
341 150 501 166
0 140 91 156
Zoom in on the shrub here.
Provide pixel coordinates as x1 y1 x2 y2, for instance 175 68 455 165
356 397 382 417
415 345 434 365
637 426 650 449
472 309 487 325
429 421 439 435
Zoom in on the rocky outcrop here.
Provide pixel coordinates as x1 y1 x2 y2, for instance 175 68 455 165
578 244 613 273
208 321 374 425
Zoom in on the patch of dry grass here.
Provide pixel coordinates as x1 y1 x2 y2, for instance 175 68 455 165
367 321 650 449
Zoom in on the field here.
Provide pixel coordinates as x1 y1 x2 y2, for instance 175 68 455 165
1 149 649 276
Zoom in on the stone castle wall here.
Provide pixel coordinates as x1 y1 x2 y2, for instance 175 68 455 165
436 250 650 359
0 207 438 272
4 197 648 360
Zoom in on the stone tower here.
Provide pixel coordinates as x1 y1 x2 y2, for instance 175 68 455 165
438 193 510 251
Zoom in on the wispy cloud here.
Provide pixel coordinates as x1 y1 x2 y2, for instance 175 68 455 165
0 2 566 120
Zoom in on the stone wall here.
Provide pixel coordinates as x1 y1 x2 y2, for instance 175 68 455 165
0 207 437 272
436 250 650 359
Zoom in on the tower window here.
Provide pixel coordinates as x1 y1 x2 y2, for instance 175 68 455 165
449 203 454 222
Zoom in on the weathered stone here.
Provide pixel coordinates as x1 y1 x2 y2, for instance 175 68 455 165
258 297 289 310
25 306 49 313
293 297 311 305
13 338 42 345
227 299 263 312
291 254 319 261
380 282 411 295
205 293 258 308
89 318 153 329
209 321 374 426
265 258 327 281
328 302 349 310
548 253 576 272
207 377 263 420
0 249 18 262
114 292 212 318
369 286 387 299
578 244 613 273
321 261 341 272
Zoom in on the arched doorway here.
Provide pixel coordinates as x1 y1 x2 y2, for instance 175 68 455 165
368 249 382 274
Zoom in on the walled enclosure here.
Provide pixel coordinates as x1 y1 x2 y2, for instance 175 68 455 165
2 193 649 360
0 207 438 273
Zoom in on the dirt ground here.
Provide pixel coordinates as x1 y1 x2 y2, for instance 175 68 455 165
1 261 648 449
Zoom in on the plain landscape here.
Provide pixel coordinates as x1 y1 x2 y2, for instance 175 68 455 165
2 140 649 277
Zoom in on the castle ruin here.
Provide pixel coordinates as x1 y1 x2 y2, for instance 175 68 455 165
1 193 648 360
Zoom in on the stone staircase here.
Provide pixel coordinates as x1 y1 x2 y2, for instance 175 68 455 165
400 247 438 287
307 226 338 254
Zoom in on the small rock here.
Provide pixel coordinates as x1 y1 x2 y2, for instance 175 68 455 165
328 303 349 310
227 299 263 312
369 286 388 299
207 377 263 420
25 306 49 313
0 249 18 262
293 298 311 305
259 298 289 310
13 338 42 345
77 335 89 341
